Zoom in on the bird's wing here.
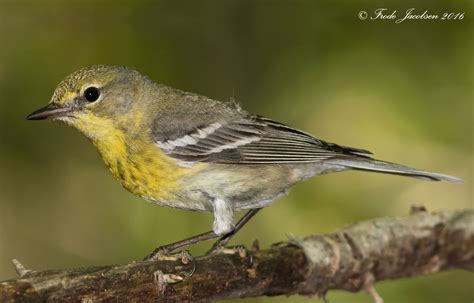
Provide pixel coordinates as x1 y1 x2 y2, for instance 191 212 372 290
154 115 372 164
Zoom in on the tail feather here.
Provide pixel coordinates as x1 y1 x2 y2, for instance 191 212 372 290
326 157 463 183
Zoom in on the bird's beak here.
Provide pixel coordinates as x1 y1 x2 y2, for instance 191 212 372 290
26 103 72 120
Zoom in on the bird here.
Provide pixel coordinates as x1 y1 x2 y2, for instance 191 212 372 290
26 65 462 258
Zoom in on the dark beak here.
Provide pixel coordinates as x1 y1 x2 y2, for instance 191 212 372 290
26 103 72 120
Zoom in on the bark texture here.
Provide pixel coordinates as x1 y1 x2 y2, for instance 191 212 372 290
0 209 472 302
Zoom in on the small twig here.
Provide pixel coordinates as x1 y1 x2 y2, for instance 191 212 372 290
11 259 33 277
251 239 260 251
363 273 384 303
365 283 384 303
410 205 428 214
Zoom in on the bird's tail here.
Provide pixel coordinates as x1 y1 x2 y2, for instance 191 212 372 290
326 156 463 183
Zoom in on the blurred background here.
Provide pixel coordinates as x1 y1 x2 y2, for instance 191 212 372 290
0 0 472 302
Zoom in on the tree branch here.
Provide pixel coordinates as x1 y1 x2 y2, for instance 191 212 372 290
1 209 472 302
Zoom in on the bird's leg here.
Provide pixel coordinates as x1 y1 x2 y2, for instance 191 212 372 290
144 208 261 261
144 231 218 261
208 208 261 253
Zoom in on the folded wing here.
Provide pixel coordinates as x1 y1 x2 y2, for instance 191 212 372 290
155 115 372 164
154 114 461 182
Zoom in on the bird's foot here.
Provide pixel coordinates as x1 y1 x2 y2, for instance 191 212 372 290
145 248 193 263
207 244 252 262
144 248 195 276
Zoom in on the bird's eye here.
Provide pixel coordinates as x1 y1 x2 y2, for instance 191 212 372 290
83 86 100 102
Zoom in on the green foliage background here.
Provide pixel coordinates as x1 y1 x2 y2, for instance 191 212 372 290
0 1 472 302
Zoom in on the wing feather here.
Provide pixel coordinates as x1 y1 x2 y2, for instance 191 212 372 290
155 115 372 164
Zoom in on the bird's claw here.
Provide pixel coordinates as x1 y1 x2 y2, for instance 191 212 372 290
207 244 252 263
145 248 196 277
145 247 193 263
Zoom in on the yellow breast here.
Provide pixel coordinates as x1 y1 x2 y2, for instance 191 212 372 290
103 139 184 201
71 112 199 202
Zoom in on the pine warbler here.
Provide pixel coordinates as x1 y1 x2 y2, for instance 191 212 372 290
26 65 462 255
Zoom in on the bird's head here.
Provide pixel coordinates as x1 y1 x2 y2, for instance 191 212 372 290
26 65 149 140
